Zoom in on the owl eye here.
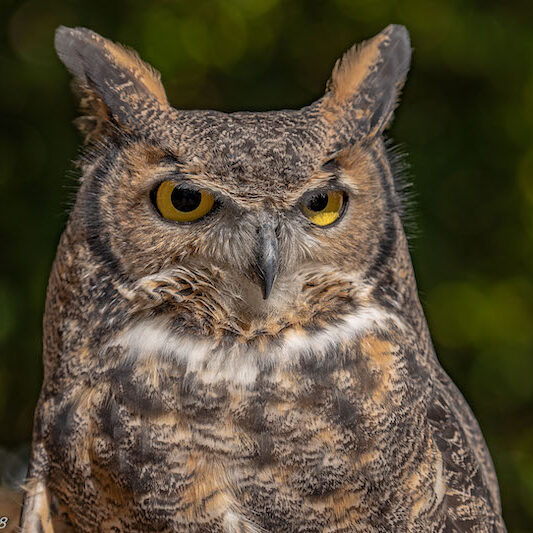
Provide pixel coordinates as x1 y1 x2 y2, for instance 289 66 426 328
154 181 215 222
301 190 346 226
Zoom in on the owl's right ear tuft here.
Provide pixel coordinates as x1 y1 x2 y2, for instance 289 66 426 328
321 25 411 146
55 26 169 143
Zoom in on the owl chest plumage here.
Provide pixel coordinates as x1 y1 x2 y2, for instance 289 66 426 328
39 306 450 532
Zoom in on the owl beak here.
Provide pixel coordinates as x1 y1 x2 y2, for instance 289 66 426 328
254 222 279 300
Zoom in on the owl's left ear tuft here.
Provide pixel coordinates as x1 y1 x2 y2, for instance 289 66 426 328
55 26 169 143
321 25 411 145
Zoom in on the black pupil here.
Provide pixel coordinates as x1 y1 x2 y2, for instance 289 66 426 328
307 193 329 212
171 187 202 212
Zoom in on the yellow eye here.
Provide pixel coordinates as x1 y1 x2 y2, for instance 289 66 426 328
301 190 345 226
154 181 215 222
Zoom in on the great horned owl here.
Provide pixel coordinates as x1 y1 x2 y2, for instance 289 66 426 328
20 24 506 532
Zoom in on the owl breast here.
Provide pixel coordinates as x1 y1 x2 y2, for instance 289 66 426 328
42 312 446 532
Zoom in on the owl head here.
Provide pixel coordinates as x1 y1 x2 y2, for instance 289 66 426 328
55 25 411 335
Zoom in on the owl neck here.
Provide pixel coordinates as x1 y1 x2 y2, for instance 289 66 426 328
365 212 431 341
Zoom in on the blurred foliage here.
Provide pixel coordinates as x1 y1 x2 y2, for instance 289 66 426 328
0 0 532 529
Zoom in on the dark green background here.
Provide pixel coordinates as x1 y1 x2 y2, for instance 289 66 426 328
1 0 532 530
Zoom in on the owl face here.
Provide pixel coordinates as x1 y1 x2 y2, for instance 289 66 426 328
57 25 410 324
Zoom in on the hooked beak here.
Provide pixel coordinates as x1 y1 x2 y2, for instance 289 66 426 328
254 221 279 300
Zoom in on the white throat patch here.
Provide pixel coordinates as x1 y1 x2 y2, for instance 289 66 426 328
108 305 403 385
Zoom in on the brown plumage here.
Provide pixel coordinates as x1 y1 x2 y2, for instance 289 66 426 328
20 25 506 532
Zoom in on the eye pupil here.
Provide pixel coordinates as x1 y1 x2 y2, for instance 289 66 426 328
171 187 202 212
307 193 328 211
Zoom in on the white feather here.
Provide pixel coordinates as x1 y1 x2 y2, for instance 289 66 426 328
108 304 403 386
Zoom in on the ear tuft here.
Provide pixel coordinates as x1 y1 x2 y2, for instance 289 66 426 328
322 25 411 143
328 25 410 105
70 79 112 144
55 26 168 140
